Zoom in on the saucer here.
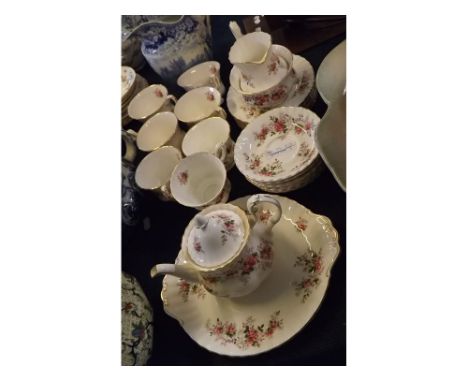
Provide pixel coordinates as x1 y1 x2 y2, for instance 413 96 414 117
161 195 340 356
227 55 315 128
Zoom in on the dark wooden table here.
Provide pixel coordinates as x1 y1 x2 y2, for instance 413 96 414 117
122 15 346 365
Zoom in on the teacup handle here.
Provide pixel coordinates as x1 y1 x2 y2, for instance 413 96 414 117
159 183 173 202
215 142 227 162
209 73 221 89
247 194 282 231
215 107 227 119
167 94 178 106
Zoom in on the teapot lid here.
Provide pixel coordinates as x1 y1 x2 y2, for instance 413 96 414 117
187 209 245 267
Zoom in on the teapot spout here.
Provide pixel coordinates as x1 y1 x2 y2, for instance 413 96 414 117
150 263 199 283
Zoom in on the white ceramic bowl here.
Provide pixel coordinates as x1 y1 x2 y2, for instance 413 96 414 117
128 84 177 122
170 152 227 208
135 146 182 195
174 86 226 125
136 112 185 152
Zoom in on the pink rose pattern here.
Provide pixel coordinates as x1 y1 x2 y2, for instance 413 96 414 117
177 171 188 185
243 85 288 107
258 209 272 223
200 239 273 287
154 89 163 97
177 279 206 303
206 311 283 349
295 217 308 232
206 91 215 101
292 248 323 302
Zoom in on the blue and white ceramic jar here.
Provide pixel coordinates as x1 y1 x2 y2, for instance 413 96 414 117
122 16 213 84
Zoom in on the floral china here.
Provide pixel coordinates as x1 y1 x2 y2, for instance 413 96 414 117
122 16 213 85
135 146 182 201
136 112 185 153
181 117 235 170
234 107 321 184
177 61 225 96
316 40 346 105
227 54 315 128
160 195 340 356
169 152 230 209
230 45 296 110
121 66 137 101
122 272 153 365
152 194 282 299
228 31 289 92
315 93 346 191
128 84 177 122
174 86 226 126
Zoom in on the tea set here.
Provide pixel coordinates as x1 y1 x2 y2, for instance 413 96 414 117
121 24 345 358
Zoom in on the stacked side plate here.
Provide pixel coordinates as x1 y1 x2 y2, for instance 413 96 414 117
234 106 322 193
121 66 148 126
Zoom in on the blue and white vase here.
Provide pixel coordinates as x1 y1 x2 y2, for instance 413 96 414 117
122 16 213 85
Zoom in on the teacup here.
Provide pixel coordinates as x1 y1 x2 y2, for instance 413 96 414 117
128 84 177 122
174 87 227 126
177 61 225 96
136 112 185 153
135 146 182 201
228 31 290 92
181 117 234 170
230 45 296 110
170 152 230 209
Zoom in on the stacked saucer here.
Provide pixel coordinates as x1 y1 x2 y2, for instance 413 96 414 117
121 66 148 126
234 107 322 193
226 32 317 129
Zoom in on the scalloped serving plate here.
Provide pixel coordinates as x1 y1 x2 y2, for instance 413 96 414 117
161 195 340 356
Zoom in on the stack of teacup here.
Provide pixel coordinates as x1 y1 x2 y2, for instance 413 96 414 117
227 31 315 128
129 61 233 210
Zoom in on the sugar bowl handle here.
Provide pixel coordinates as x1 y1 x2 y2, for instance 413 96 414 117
247 194 282 231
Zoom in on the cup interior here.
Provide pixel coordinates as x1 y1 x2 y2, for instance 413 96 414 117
174 87 221 123
137 112 177 152
128 84 168 120
177 61 220 88
182 117 229 156
171 153 226 207
135 146 181 190
229 31 271 64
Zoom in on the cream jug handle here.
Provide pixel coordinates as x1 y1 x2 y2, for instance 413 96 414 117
229 21 243 40
247 194 282 231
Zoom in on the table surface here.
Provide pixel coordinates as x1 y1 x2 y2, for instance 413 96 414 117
122 16 346 366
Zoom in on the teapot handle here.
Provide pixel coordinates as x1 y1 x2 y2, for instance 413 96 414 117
247 194 282 231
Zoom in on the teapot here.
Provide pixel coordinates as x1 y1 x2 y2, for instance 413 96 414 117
150 194 282 298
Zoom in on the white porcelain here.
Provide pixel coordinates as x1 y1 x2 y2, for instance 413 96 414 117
170 152 228 209
234 107 321 184
160 195 340 356
121 66 137 101
177 61 225 96
135 146 182 201
152 194 282 298
181 117 234 170
228 32 289 92
128 84 177 122
316 40 346 105
136 112 185 152
227 54 315 128
230 45 295 109
315 93 346 191
174 86 226 126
